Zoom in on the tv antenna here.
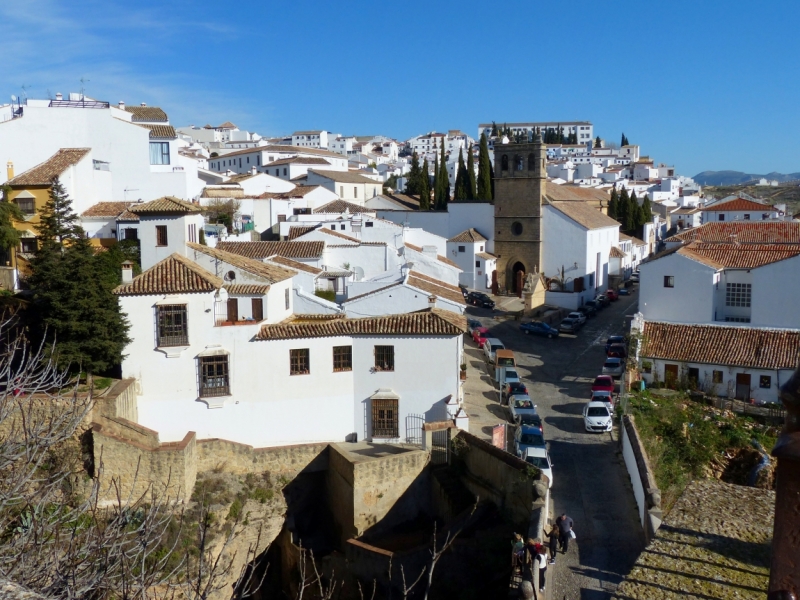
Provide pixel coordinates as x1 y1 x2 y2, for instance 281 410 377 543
79 77 90 100
20 85 30 101
124 186 139 201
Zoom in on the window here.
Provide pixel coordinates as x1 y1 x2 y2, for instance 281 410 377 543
340 224 346 230
458 245 465 253
744 214 750 220
663 276 674 288
501 155 509 171
725 283 751 307
149 142 170 165
290 348 310 375
480 245 484 251
476 260 481 267
124 228 138 241
718 214 725 221
285 287 290 309
511 222 523 236
20 238 38 253
156 225 168 246
198 355 229 397
15 198 34 215
283 168 287 176
340 186 344 196
354 187 358 198
712 370 724 384
251 298 263 321
330 224 336 229
688 367 699 384
374 345 394 371
365 222 374 228
157 305 188 346
372 397 398 438
188 223 196 243
725 316 751 323
760 375 771 389
333 345 352 372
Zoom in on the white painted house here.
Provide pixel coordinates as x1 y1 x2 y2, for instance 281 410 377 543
446 228 496 290
701 197 784 223
342 270 466 317
208 146 348 175
306 169 384 202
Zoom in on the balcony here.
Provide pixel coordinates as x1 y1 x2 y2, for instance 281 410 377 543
49 99 110 109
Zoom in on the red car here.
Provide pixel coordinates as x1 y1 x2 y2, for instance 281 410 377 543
606 289 619 301
472 327 489 346
591 375 615 395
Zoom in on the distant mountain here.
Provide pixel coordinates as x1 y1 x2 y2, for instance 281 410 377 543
694 170 800 186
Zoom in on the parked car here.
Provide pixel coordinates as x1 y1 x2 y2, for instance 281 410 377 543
519 321 559 338
516 411 544 433
595 294 610 307
483 338 505 363
568 311 587 326
467 292 495 309
466 319 482 335
583 401 613 432
501 368 521 386
607 343 627 359
502 381 529 402
590 390 614 411
605 336 625 352
602 357 624 379
514 425 546 457
584 299 603 312
523 447 553 488
630 272 639 282
606 289 619 301
578 305 596 318
472 327 489 346
618 287 630 296
558 317 580 334
509 395 537 422
591 375 615 394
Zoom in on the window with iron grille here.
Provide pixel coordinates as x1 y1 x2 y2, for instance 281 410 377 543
20 238 38 254
372 398 398 438
333 345 352 372
760 375 771 389
374 345 394 371
725 283 751 307
156 225 168 246
712 370 724 384
15 198 34 215
290 348 310 375
157 305 188 346
198 355 229 397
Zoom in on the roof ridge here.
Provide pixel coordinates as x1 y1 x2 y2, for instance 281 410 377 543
186 242 296 283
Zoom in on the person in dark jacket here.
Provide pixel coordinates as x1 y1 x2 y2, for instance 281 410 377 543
546 525 559 564
555 513 574 553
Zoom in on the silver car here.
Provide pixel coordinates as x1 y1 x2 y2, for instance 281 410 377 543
558 318 579 334
602 357 624 379
567 311 587 326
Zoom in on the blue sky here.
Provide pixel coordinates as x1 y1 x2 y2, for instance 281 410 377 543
1 0 798 176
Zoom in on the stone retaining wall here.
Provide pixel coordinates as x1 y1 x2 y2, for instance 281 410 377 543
621 414 662 541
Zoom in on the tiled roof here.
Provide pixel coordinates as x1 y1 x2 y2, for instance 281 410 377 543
81 201 135 218
7 148 91 186
256 308 466 341
318 268 351 278
407 272 465 305
130 196 201 214
268 156 330 166
314 199 373 214
307 169 380 184
201 187 245 198
404 242 461 269
216 241 325 260
293 130 324 135
217 121 237 129
371 193 421 210
547 200 620 230
315 228 360 243
619 232 647 246
476 252 496 261
703 198 772 212
266 255 323 275
664 222 800 244
287 226 318 241
186 242 296 283
544 182 609 204
641 321 800 370
221 145 342 159
114 253 221 296
258 185 320 200
137 124 177 138
679 242 800 269
448 228 488 243
116 209 140 222
224 283 270 294
124 106 168 122
609 246 627 258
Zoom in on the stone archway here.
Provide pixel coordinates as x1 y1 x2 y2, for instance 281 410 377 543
511 261 526 296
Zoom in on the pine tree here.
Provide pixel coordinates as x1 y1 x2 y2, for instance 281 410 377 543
453 148 468 201
437 141 450 209
617 188 630 229
641 196 653 223
406 151 421 195
419 159 430 210
0 185 23 256
608 188 619 219
477 133 492 201
594 136 602 149
36 176 81 246
466 143 477 201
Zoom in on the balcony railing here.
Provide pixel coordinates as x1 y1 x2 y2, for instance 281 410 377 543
49 99 110 109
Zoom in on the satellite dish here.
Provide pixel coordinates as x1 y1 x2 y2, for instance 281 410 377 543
10 95 16 102
224 270 236 281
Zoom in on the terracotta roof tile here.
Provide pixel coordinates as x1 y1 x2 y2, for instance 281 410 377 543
186 242 296 283
217 121 237 129
404 242 461 269
314 199 373 214
130 196 201 214
266 255 323 275
307 169 380 184
703 198 773 212
547 200 620 230
268 156 330 166
216 241 324 260
258 185 320 200
137 124 177 138
81 201 136 218
114 253 221 296
201 187 245 199
610 246 627 258
544 182 609 204
665 222 800 244
448 228 488 243
641 321 800 370
256 308 466 340
476 252 496 260
124 106 168 122
287 226 318 241
222 145 342 160
8 148 91 186
116 209 140 222
314 228 360 243
224 283 271 294
679 242 800 269
407 272 465 305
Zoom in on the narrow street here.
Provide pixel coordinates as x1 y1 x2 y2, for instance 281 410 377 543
464 292 645 599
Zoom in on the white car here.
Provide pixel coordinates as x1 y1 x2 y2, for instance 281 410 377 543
501 368 521 386
567 311 587 326
583 401 613 433
590 390 614 412
483 338 505 363
523 447 553 489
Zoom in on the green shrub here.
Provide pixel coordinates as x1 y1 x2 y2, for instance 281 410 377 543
227 498 243 521
315 289 336 302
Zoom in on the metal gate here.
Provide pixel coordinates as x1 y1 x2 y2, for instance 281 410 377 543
405 413 424 446
431 428 450 466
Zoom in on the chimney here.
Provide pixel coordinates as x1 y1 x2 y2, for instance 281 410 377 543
428 295 437 309
55 92 63 100
251 165 257 175
140 102 147 107
421 245 438 258
121 261 134 284
6 161 13 180
118 101 125 110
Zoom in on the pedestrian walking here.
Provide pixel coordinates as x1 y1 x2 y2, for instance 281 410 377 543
556 513 574 553
536 548 548 594
546 525 559 564
511 533 525 571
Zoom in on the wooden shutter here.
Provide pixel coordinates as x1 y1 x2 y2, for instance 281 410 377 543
252 298 263 321
227 298 239 322
574 277 584 292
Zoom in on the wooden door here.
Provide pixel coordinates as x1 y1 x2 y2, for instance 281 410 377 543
735 373 751 401
227 298 239 322
664 364 679 388
251 298 263 321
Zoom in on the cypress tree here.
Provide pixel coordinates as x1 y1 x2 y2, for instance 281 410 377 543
594 136 602 149
626 191 639 232
490 122 498 137
406 151 421 195
641 196 653 223
608 188 619 219
438 141 449 209
419 159 430 210
432 153 441 208
617 188 630 229
477 133 492 201
466 143 476 200
621 133 628 147
453 148 468 201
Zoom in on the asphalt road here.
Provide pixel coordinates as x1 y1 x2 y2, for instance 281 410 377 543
467 292 645 600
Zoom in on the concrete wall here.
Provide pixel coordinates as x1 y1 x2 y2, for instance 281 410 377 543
620 415 662 542
638 252 717 324
544 290 582 310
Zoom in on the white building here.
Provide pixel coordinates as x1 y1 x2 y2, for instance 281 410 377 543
478 121 594 144
306 169 383 202
446 228 496 290
291 130 333 149
207 146 348 174
701 197 784 223
342 270 466 317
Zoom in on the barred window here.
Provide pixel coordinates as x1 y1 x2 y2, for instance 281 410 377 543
372 398 398 438
156 225 168 246
290 348 310 375
712 370 724 384
374 345 394 371
760 376 771 389
157 305 188 346
725 283 751 307
198 355 229 397
15 198 34 215
333 345 352 372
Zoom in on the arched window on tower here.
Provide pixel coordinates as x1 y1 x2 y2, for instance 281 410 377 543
501 155 509 171
528 153 536 171
515 155 523 171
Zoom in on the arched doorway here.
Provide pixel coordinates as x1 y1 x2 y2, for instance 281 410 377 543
511 261 526 295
